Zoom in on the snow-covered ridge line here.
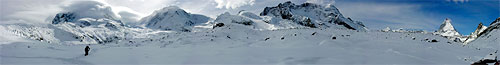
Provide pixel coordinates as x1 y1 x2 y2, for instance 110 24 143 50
467 17 500 50
140 6 210 32
461 17 500 45
477 17 500 37
463 22 487 44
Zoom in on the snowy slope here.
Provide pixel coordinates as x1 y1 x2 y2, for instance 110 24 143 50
140 6 210 32
260 1 368 31
1 27 496 65
0 25 39 45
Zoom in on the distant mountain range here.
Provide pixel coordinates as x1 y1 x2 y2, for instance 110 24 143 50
5 1 499 47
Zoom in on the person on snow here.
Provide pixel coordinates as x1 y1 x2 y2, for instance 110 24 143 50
84 45 90 56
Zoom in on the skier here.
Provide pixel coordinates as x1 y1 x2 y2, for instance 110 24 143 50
84 45 90 56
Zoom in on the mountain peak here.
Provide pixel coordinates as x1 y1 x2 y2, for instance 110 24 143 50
278 1 295 8
152 6 189 17
141 6 210 32
476 17 500 37
445 18 451 22
158 6 184 13
463 22 488 44
435 18 461 37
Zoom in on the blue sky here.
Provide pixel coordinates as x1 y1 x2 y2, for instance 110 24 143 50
418 0 499 34
1 0 498 34
334 0 499 34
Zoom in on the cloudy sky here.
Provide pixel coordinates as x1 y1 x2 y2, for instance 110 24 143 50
0 0 498 34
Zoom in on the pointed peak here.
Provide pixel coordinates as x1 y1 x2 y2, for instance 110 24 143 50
435 18 461 37
475 22 486 32
444 18 452 23
148 6 191 18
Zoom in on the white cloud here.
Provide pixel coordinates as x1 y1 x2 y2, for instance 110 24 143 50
102 0 177 16
113 6 143 25
55 0 145 25
214 0 255 9
0 0 64 24
0 0 320 25
61 1 119 19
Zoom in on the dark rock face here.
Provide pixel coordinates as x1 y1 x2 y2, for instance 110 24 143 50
334 19 355 30
232 20 253 26
431 39 438 42
298 18 316 28
260 1 318 28
52 13 76 24
489 17 500 25
213 23 225 29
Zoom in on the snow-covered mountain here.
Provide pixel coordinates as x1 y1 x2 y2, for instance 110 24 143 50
140 6 210 32
463 23 487 44
469 17 500 50
210 1 369 31
7 1 141 44
478 17 500 37
260 1 368 31
51 12 125 29
48 1 134 44
213 12 278 30
51 1 123 27
434 18 462 40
